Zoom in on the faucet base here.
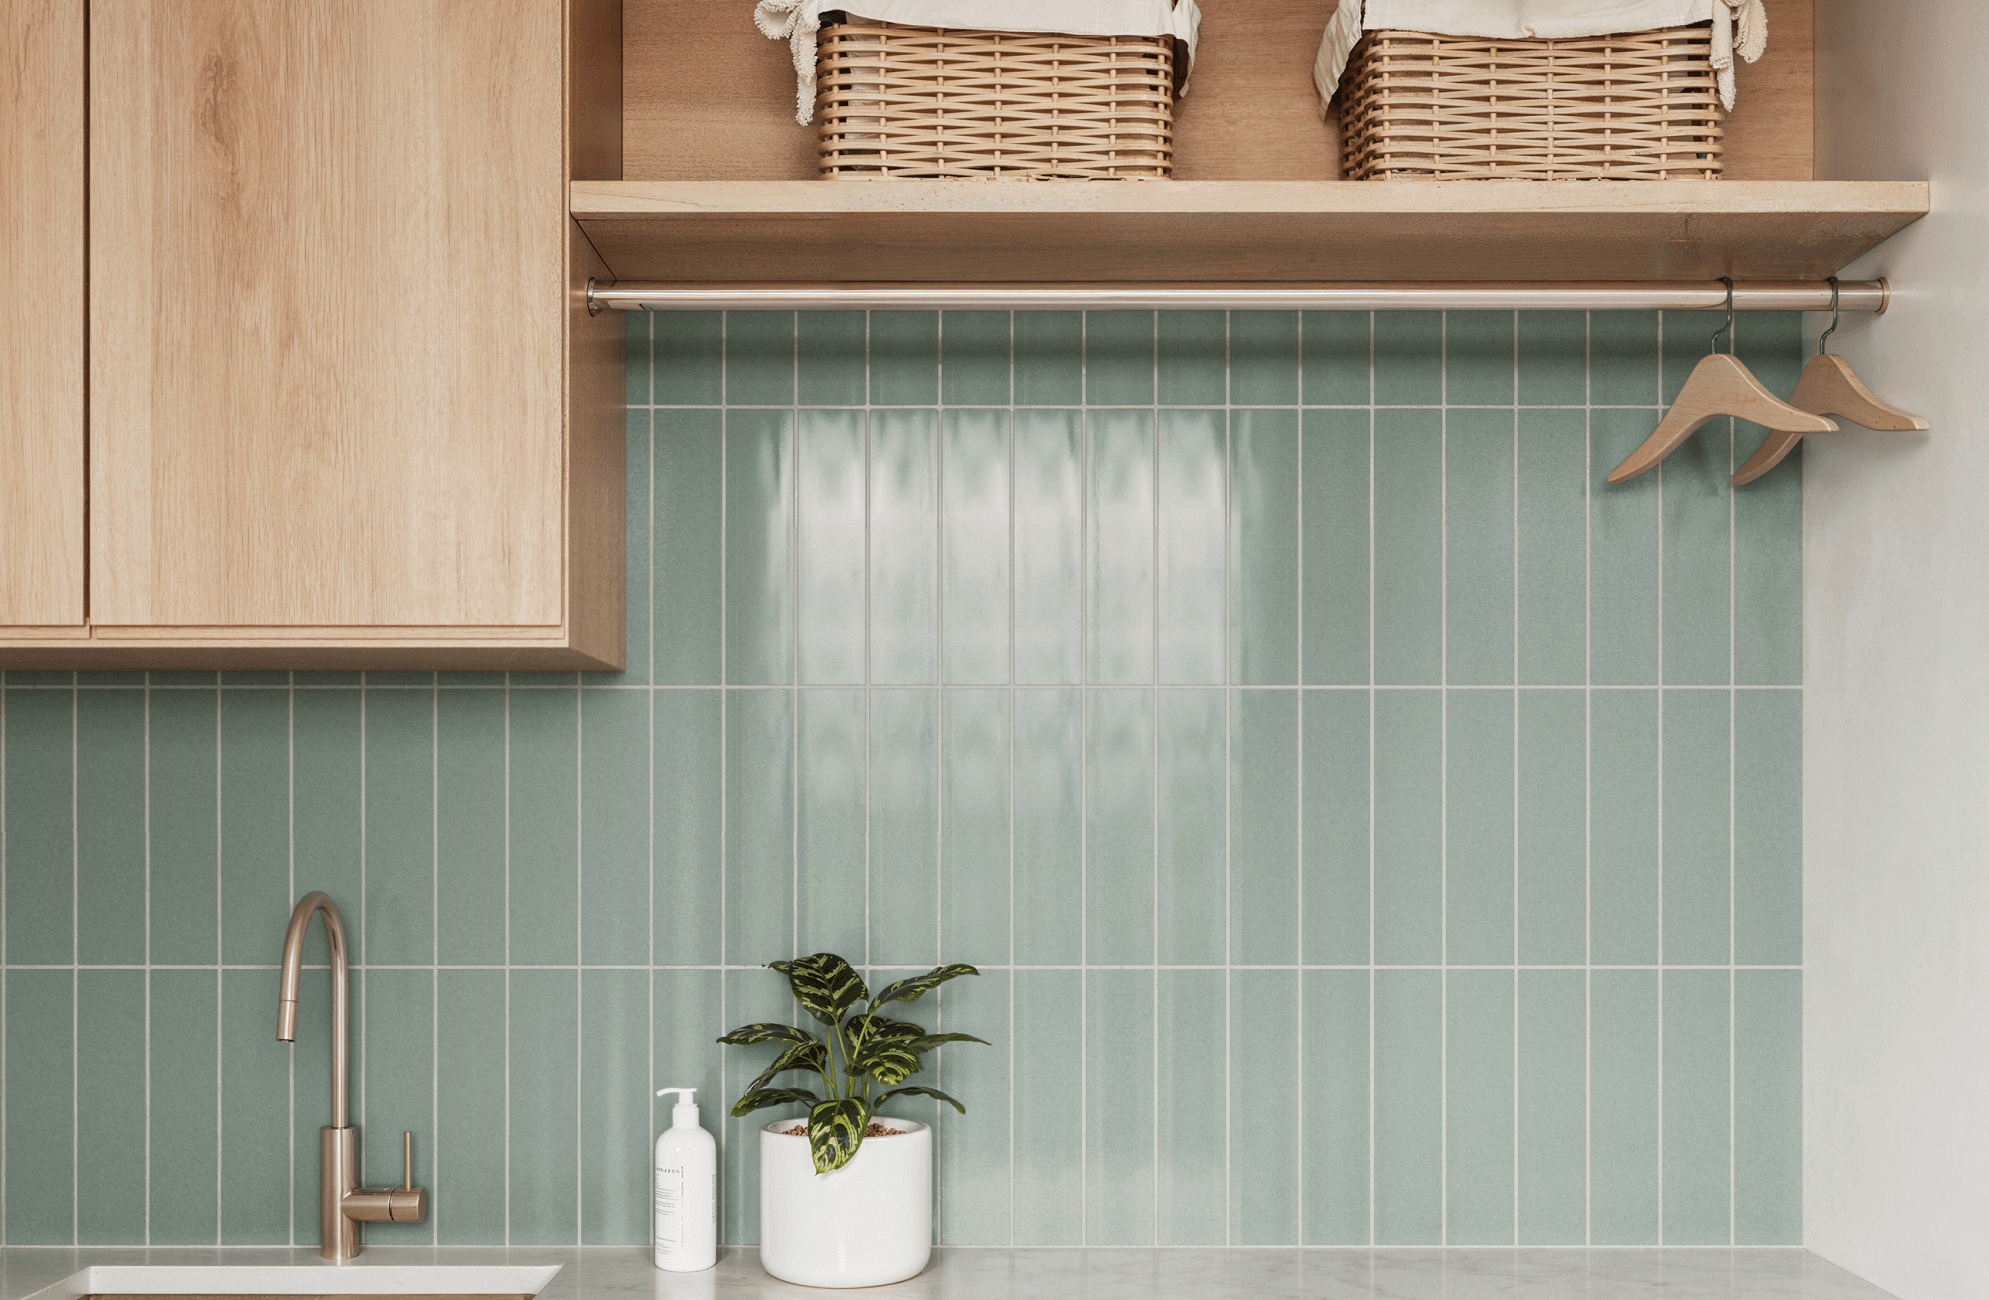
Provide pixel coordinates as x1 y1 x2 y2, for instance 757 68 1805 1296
320 1127 362 1260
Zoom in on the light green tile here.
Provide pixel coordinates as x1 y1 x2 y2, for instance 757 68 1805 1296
1373 408 1442 685
936 968 1010 1243
1446 312 1515 406
651 968 722 1236
1663 969 1731 1244
289 965 333 1241
1158 311 1226 405
1232 689 1299 965
1231 410 1299 684
151 688 218 965
1735 433 1802 684
77 670 145 686
510 969 581 1243
154 670 221 686
219 968 290 1243
1518 312 1586 406
4 690 71 965
1302 409 1371 685
726 689 794 965
1661 411 1733 686
5 969 73 1243
437 689 507 964
1590 311 1659 405
1231 970 1300 1244
941 690 1009 963
1446 970 1515 1244
1302 311 1370 406
1735 969 1801 1244
1735 690 1800 965
1088 409 1156 684
78 970 146 1244
293 688 361 960
1591 969 1660 1243
870 689 940 966
509 688 579 966
1304 691 1370 965
150 968 218 1243
1447 690 1515 965
1015 312 1083 405
1447 407 1517 684
872 408 940 684
1517 969 1586 1244
78 688 145 963
1157 689 1224 966
654 311 722 405
365 672 433 688
1156 969 1226 1244
1591 690 1660 965
720 967 797 1242
1086 688 1155 966
1591 407 1662 684
941 311 1011 406
1374 690 1442 966
1086 311 1155 406
581 689 649 965
725 311 794 405
1014 689 1083 964
1374 313 1442 405
1014 410 1084 684
1738 312 1803 395
7 670 73 686
1517 408 1588 684
361 968 435 1245
365 687 435 965
1013 969 1084 1243
870 311 938 405
1232 312 1299 405
655 410 724 685
796 688 864 958
654 691 722 966
624 308 651 405
726 408 796 685
1373 969 1442 1243
1663 690 1731 965
1158 408 1226 684
1302 969 1370 1243
1663 308 1716 407
797 408 866 685
580 968 650 1244
436 968 507 1243
1085 969 1156 1244
1517 691 1586 965
942 410 1010 684
797 311 866 405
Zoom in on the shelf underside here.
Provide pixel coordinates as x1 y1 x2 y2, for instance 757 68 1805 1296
571 180 1928 285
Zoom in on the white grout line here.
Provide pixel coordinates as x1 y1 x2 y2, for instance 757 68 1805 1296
0 680 8 1249
1366 309 1379 1250
1439 309 1451 1247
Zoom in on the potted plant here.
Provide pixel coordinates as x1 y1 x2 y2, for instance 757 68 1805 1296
718 952 984 1288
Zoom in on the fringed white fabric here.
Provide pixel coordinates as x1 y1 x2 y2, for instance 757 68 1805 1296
754 0 824 126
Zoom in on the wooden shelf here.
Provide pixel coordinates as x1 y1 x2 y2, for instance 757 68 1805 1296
571 180 1929 285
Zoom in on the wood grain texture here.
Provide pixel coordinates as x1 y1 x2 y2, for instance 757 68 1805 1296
571 0 624 180
1723 0 1812 180
1 0 86 628
572 178 1924 282
565 218 626 670
625 0 815 179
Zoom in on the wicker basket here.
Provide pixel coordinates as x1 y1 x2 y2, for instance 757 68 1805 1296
1336 26 1725 180
815 20 1175 179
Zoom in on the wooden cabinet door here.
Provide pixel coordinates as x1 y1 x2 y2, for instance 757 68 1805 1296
1 0 86 633
89 0 568 634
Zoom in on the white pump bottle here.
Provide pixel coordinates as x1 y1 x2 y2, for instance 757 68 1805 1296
654 1087 717 1271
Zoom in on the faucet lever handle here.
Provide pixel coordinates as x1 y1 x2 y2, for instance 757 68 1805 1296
402 1131 413 1190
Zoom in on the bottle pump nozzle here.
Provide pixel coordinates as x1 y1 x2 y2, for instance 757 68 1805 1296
657 1087 699 1127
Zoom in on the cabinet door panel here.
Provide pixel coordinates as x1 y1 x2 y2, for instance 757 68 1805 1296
90 0 566 630
1 0 86 629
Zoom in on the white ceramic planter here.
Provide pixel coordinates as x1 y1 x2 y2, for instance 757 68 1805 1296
758 1116 931 1288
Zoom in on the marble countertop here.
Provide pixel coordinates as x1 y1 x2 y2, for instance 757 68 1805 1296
0 1245 1902 1300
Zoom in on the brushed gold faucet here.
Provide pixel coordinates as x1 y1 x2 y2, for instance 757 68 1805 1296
277 891 427 1259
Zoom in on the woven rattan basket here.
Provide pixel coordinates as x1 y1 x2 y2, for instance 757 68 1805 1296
1337 25 1726 180
816 20 1175 179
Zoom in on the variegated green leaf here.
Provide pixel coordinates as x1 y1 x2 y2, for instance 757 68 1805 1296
743 1038 828 1098
730 1086 821 1119
871 963 979 1007
807 1097 871 1174
843 1014 923 1054
716 1022 814 1047
907 1032 990 1050
849 1036 922 1086
876 1084 966 1114
770 953 870 1025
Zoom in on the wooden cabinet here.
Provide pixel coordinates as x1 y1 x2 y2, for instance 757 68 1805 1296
1 0 626 671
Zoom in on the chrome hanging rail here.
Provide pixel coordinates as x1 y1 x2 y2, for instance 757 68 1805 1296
587 280 1888 315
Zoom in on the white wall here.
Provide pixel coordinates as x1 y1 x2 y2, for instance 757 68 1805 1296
1807 4 1989 1298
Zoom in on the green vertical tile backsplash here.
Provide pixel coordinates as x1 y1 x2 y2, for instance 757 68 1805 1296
0 308 1802 1249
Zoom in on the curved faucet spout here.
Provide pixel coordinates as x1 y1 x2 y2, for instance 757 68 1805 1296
276 891 350 1130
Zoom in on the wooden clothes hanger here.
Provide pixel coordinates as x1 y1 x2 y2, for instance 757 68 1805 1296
1606 280 1837 485
1730 279 1930 485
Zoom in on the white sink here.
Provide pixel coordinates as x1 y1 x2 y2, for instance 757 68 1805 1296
36 1266 561 1299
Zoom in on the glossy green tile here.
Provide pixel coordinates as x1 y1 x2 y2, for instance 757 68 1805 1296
725 311 794 405
1590 311 1659 405
5 969 72 1242
1446 969 1514 1245
935 967 1010 1242
720 966 796 1242
510 969 581 1243
1591 689 1660 965
941 690 1008 962
7 670 73 686
151 688 218 965
1085 968 1156 1244
78 969 146 1244
77 688 144 963
1735 437 1802 685
1373 968 1441 1244
1663 690 1731 965
1447 407 1517 684
293 688 361 960
796 689 864 958
1517 691 1586 965
4 689 71 965
941 311 1011 406
1517 408 1588 684
1735 969 1801 1244
1086 688 1155 966
1231 410 1299 684
654 409 723 685
651 969 722 1236
797 408 866 685
437 689 507 964
362 968 435 1245
1158 408 1227 684
1086 311 1155 406
1518 312 1586 405
1447 690 1514 965
1088 408 1155 684
219 968 290 1244
870 689 940 965
1158 311 1226 405
150 968 219 1243
1591 407 1662 684
582 689 649 965
1232 689 1299 965
1302 969 1370 1244
1734 690 1800 965
1156 689 1223 966
1013 409 1084 685
291 671 359 687
1014 312 1083 405
1231 969 1300 1244
872 408 940 684
365 687 435 965
289 965 333 1242
942 410 1010 685
1516 969 1586 1244
1590 968 1660 1243
1304 690 1370 965
1373 408 1442 685
870 311 938 405
1231 312 1298 405
1661 413 1733 686
509 688 580 966
654 691 722 966
725 409 795 684
797 311 866 405
624 308 652 405
436 968 507 1243
726 689 794 963
78 671 146 686
1302 409 1371 685
1374 313 1442 405
1446 312 1515 405
1662 969 1731 1244
1156 969 1225 1244
654 311 722 405
1013 969 1084 1243
580 968 650 1244
1013 689 1083 964
1373 690 1441 966
367 672 435 688
154 670 221 686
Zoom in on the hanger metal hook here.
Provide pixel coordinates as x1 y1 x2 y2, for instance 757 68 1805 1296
1817 277 1841 356
1709 277 1735 355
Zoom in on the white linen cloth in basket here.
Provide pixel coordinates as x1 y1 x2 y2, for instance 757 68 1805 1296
756 0 1204 124
1312 0 1767 118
